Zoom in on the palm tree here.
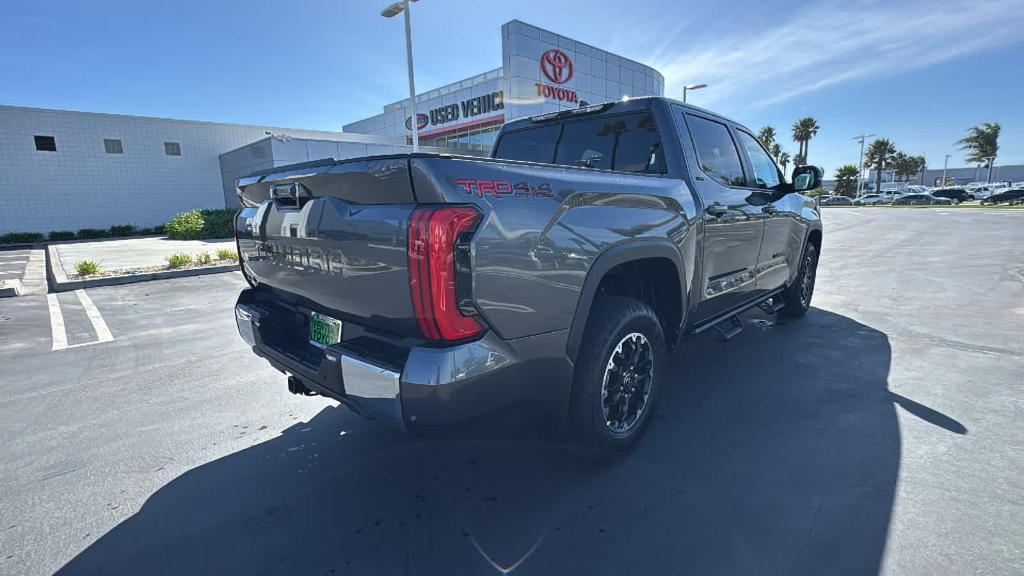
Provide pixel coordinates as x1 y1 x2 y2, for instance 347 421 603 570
792 152 805 168
791 117 820 164
864 138 897 193
769 142 782 161
891 151 909 182
757 126 777 148
957 122 1000 181
834 164 860 197
778 152 791 176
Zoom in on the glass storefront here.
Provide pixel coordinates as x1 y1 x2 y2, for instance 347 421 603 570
413 118 504 153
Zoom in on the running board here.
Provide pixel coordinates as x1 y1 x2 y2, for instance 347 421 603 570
758 297 785 315
714 315 744 341
692 289 785 340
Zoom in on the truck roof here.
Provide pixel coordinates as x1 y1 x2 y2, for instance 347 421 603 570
500 96 748 135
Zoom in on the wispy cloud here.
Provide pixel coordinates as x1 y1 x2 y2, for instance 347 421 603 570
633 0 1024 110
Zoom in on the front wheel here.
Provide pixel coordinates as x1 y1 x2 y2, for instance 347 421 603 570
569 296 666 455
779 242 818 317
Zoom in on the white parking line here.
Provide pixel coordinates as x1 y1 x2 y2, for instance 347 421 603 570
47 294 68 351
46 290 115 351
75 289 114 344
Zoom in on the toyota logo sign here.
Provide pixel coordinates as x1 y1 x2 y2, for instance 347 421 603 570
540 49 574 84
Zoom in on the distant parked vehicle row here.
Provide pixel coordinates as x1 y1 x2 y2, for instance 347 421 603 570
930 188 974 203
893 193 953 206
819 195 853 206
981 188 1024 205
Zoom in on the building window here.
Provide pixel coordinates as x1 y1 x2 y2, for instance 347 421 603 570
164 141 181 156
34 135 57 152
104 139 124 154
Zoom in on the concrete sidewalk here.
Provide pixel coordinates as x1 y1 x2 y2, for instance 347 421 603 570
0 246 47 297
49 237 238 292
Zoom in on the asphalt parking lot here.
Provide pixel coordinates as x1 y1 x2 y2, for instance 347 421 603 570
1 208 1021 575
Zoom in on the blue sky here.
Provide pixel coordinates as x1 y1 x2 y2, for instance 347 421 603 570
2 0 1023 176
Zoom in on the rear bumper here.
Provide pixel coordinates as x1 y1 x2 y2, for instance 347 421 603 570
235 291 573 432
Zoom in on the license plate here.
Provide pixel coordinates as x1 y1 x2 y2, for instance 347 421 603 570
309 312 342 349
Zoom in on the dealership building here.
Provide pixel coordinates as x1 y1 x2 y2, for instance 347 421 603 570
0 19 662 234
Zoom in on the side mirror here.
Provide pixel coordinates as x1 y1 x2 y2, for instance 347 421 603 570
792 165 823 193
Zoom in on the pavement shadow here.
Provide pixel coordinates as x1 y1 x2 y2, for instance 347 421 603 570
57 308 964 575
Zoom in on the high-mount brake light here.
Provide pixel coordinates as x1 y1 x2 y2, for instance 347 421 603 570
407 206 483 342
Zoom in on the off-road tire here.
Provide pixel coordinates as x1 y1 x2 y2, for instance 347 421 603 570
569 296 667 455
779 242 818 318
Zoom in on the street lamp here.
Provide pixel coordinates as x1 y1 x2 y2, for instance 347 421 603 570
853 133 874 197
381 0 420 152
983 155 996 183
941 154 950 187
682 83 707 103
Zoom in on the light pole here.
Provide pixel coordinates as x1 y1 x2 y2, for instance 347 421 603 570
683 83 707 103
854 133 874 197
941 154 950 187
983 156 996 183
381 0 420 152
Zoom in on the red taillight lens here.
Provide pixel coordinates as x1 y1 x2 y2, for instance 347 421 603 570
408 206 483 342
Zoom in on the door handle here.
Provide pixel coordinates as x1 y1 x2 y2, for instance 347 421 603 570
705 204 728 217
762 205 778 215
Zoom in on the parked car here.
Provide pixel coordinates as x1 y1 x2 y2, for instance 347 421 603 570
820 195 853 206
232 96 824 454
893 193 954 205
930 188 973 203
980 189 1024 205
853 194 886 206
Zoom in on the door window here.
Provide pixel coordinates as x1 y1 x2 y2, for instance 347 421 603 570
736 131 782 190
685 115 745 187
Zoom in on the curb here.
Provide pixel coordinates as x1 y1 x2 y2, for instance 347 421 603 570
0 279 21 298
46 244 237 292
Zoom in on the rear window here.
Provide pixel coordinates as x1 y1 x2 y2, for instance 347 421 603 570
491 125 559 163
493 112 666 174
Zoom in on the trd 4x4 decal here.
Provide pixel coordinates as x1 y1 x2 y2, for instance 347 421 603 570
455 179 554 199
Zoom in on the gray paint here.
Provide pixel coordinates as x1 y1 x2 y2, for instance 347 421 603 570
234 97 821 429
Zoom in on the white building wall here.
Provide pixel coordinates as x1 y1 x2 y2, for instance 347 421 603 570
0 106 361 234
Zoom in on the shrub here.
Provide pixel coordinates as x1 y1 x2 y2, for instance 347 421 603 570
109 224 137 237
195 251 212 265
198 209 236 239
165 209 235 240
77 228 109 239
216 248 239 261
166 253 193 268
152 224 166 235
165 210 204 240
75 260 101 276
48 230 76 241
1 232 45 244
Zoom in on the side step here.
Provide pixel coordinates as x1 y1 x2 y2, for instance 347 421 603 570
757 297 785 315
714 314 744 341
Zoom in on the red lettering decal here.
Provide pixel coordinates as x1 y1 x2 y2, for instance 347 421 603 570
494 181 513 196
455 179 475 195
535 82 544 97
477 180 496 197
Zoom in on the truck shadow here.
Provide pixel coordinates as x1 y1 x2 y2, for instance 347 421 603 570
57 309 965 576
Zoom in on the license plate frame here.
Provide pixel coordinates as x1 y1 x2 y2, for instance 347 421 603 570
309 312 343 349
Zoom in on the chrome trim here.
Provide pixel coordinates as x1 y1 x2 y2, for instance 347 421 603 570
234 304 261 346
340 355 404 429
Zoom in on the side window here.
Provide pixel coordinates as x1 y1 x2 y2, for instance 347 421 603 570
736 131 782 190
685 115 745 187
555 117 615 170
612 113 666 174
492 125 560 163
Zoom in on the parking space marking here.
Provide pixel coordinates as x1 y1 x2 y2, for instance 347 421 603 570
75 289 114 344
47 294 68 351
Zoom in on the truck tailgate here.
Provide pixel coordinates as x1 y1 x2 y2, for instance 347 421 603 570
236 157 432 338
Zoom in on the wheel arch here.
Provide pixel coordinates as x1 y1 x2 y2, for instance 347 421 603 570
566 240 687 364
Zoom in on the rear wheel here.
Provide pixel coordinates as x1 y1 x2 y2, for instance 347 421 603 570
569 296 666 455
779 242 818 318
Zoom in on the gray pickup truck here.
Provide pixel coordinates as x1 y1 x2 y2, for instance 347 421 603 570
232 96 823 453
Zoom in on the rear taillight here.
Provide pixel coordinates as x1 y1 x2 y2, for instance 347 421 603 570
407 206 483 342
